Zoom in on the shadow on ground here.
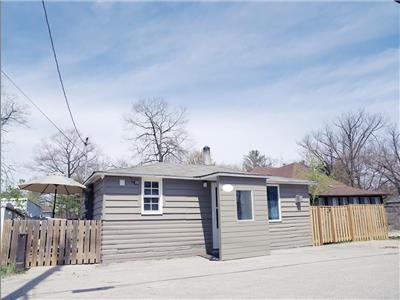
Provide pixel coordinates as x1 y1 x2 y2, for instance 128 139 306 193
3 266 61 300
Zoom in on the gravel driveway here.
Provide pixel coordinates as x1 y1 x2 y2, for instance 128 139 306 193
2 240 399 299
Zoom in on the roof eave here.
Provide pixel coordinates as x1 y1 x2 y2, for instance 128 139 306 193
84 171 268 185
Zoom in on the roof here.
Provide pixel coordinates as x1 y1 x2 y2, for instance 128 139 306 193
1 202 26 217
252 162 388 197
252 163 309 178
85 162 268 185
384 196 400 204
263 176 313 185
85 162 313 186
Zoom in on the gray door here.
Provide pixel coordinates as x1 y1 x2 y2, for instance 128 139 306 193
211 182 220 249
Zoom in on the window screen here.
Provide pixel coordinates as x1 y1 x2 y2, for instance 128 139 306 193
267 186 280 220
236 190 253 220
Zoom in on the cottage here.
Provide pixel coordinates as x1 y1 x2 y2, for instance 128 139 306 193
252 162 388 206
83 148 313 262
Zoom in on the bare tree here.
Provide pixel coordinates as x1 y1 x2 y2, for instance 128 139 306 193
1 91 27 132
186 149 205 165
299 110 385 189
371 126 400 195
32 129 104 183
1 88 28 187
242 150 272 171
125 98 188 164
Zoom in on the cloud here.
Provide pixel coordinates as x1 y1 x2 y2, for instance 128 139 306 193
2 1 398 181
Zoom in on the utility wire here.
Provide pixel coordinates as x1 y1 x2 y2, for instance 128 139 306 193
41 0 87 146
1 70 86 155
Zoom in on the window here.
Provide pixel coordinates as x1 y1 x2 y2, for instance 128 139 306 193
349 197 359 204
339 197 348 205
236 190 253 221
372 197 381 204
141 179 162 214
119 179 125 186
267 185 281 221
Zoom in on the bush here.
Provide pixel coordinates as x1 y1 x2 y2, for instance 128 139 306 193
0 263 25 278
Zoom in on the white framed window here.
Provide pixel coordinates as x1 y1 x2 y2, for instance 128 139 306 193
141 178 163 215
267 185 281 222
236 190 254 221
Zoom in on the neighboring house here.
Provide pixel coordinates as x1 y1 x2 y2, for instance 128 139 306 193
385 196 400 230
0 198 44 230
0 198 43 219
1 202 25 226
83 147 313 262
252 162 388 206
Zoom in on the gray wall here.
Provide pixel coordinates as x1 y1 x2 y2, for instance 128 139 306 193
100 177 212 262
92 179 105 220
218 176 270 260
269 184 313 250
385 202 400 230
26 201 43 218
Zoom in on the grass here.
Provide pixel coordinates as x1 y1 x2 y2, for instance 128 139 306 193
0 263 25 278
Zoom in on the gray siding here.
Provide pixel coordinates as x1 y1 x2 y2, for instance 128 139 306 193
219 177 270 260
269 184 313 250
101 177 212 262
93 179 105 220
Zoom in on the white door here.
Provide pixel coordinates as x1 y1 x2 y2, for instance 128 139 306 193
211 182 220 249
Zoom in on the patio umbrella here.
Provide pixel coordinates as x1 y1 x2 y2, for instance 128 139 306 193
18 172 86 218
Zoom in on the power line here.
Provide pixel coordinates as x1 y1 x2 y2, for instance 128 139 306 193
41 0 87 147
1 70 86 155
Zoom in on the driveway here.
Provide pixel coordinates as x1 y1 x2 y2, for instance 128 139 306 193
2 240 399 299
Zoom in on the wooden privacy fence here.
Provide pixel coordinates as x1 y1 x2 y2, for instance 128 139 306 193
1 219 101 267
311 205 388 246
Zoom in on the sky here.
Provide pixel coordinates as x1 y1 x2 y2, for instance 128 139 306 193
1 1 399 182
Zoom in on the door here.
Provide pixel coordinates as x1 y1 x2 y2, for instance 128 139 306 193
211 182 220 249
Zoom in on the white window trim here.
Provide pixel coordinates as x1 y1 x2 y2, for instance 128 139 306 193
267 184 282 222
141 177 163 215
235 189 255 222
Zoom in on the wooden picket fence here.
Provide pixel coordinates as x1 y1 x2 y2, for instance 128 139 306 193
1 219 101 267
311 205 388 246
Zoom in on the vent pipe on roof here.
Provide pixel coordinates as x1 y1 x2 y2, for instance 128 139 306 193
203 146 211 165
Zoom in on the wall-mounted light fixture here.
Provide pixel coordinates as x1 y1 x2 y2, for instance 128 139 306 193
222 184 234 193
203 182 208 188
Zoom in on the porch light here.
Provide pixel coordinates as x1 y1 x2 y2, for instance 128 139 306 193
222 184 234 193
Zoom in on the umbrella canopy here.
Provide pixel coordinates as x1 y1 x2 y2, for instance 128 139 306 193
18 173 86 195
18 173 86 218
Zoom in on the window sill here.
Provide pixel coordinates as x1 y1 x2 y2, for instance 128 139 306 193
141 212 163 216
269 219 282 223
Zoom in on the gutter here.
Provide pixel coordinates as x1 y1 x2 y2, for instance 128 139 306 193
84 171 268 186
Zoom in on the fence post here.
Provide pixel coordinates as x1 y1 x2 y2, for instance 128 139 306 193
347 205 354 241
1 220 12 266
328 207 336 243
316 206 323 245
382 205 389 239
